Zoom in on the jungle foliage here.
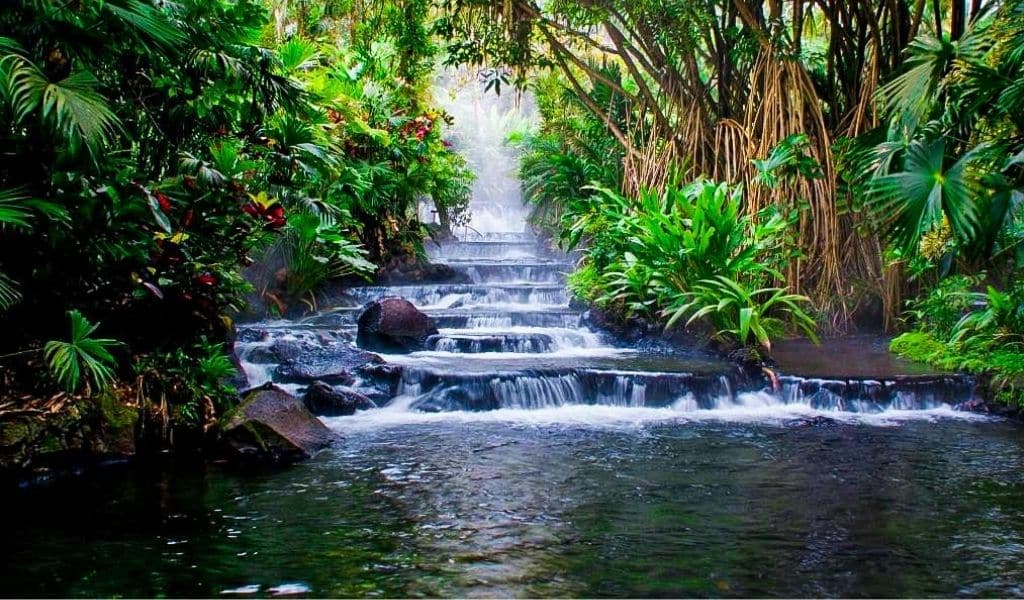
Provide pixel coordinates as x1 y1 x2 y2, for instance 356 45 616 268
0 0 471 431
486 0 1024 377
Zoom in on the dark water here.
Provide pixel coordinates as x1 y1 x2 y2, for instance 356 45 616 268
4 417 1024 598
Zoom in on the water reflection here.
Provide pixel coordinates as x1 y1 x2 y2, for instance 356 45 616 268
3 419 1024 597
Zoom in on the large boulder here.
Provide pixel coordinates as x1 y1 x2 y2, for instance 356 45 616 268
357 296 439 353
302 381 376 416
221 385 338 463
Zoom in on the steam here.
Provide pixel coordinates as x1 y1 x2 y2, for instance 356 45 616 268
427 68 538 238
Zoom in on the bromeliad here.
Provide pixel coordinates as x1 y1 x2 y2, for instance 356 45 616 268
243 191 286 230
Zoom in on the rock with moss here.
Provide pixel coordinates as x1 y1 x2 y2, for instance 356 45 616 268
0 392 139 475
220 384 339 463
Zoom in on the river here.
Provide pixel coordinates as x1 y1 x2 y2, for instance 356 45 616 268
3 91 1023 598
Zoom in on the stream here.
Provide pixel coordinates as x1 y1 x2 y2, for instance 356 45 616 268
4 91 1024 598
4 211 1024 598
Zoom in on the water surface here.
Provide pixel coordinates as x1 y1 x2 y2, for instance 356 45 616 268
4 416 1024 598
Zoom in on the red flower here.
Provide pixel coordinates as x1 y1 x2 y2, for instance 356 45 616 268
242 193 287 231
155 192 172 212
181 209 194 228
196 273 217 286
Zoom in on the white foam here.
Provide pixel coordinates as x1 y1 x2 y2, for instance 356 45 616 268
378 346 631 363
323 398 992 433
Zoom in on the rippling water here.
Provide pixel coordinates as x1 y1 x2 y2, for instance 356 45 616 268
4 417 1024 597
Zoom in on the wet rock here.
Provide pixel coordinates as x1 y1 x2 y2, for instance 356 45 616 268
356 297 439 353
272 341 383 385
221 384 338 463
236 328 269 343
957 396 1024 420
275 364 357 386
784 415 839 428
581 307 650 342
302 381 376 416
357 363 404 401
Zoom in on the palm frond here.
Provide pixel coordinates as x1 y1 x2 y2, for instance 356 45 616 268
2 53 122 152
870 137 981 253
103 0 187 51
43 310 121 392
0 272 22 310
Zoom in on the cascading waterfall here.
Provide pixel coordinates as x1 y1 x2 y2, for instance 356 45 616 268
232 78 984 427
425 68 537 235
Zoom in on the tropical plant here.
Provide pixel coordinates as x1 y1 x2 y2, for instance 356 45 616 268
135 338 240 426
279 210 376 304
564 178 811 351
43 311 122 393
870 137 982 254
665 277 818 352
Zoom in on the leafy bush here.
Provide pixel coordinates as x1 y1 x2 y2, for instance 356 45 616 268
136 339 239 426
666 277 817 352
563 179 813 352
891 281 1024 406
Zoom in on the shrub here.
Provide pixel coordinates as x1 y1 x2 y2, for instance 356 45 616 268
564 179 812 351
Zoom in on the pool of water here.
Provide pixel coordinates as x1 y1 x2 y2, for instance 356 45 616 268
4 416 1024 597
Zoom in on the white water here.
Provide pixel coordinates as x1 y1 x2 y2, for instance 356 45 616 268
428 68 537 235
324 400 991 433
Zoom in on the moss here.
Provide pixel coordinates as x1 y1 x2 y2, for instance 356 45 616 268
892 331 1024 407
96 392 138 430
37 433 66 454
0 417 43 448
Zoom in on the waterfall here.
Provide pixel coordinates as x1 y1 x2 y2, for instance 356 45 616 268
234 74 982 427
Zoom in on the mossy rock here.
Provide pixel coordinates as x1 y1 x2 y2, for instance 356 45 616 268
220 384 339 463
0 416 44 449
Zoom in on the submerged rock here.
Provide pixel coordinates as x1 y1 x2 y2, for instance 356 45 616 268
784 415 840 428
302 381 376 416
356 296 439 353
221 384 338 463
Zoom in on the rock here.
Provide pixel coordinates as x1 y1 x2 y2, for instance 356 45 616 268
357 296 439 353
357 363 404 402
236 328 269 343
957 395 1024 420
275 363 357 386
784 415 840 428
221 384 338 463
271 339 383 384
302 381 376 416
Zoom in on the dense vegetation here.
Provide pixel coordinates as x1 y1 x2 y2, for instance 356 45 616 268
1 0 1023 460
0 0 471 437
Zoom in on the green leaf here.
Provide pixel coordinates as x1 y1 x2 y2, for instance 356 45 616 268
43 310 122 392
